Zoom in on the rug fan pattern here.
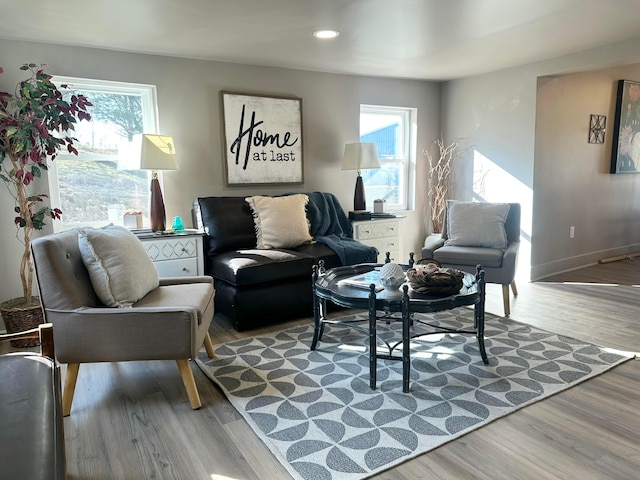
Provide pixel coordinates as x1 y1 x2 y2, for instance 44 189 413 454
197 309 633 480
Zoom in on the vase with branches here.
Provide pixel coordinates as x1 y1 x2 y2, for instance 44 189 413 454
0 63 91 339
424 137 462 233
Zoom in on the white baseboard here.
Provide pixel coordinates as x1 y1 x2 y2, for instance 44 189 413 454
531 244 640 281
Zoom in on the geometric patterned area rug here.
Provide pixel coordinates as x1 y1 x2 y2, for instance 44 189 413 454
196 308 634 480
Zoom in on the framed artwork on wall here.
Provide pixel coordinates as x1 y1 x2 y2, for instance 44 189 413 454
610 79 640 173
221 91 303 185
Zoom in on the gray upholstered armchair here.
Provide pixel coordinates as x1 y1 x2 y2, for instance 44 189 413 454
31 228 216 416
422 202 520 316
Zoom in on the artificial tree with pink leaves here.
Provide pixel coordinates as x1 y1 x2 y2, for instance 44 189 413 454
0 64 92 310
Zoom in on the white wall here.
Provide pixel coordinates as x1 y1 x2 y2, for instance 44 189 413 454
442 37 640 281
0 38 440 317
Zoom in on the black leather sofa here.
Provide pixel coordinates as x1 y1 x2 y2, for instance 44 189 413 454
193 192 378 331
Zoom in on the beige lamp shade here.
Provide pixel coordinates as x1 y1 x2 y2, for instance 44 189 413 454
136 134 179 171
341 142 380 172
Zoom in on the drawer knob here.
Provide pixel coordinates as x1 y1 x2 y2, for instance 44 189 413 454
181 247 187 252
182 267 188 272
363 229 370 234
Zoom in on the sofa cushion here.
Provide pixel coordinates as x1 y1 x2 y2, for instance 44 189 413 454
245 194 313 249
292 242 343 269
434 245 505 268
78 225 159 307
210 249 314 286
196 197 257 256
445 202 510 249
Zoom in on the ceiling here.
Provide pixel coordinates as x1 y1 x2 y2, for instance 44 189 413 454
2 0 640 81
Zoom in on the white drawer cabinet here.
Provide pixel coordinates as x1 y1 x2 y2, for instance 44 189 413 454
353 218 402 263
136 232 204 277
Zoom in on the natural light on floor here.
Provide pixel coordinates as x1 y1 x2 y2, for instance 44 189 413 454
338 344 367 353
211 475 240 480
413 346 455 360
337 335 456 360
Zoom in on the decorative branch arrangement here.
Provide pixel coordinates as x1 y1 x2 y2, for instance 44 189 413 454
424 138 463 233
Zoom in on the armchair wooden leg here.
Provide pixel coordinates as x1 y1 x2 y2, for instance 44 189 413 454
502 285 511 317
63 363 80 416
176 359 202 409
203 332 215 358
511 281 518 297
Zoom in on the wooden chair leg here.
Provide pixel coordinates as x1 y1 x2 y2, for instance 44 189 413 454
511 280 518 297
502 284 511 317
203 332 215 358
176 359 202 409
62 363 80 416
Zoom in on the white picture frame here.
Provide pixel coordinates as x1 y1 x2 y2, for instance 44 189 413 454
221 91 303 185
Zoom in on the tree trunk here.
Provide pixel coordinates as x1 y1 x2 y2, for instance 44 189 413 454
15 178 34 301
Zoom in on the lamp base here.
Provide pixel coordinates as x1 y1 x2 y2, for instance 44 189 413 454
150 177 166 232
354 174 366 211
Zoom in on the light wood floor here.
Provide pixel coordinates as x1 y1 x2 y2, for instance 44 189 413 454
24 260 640 479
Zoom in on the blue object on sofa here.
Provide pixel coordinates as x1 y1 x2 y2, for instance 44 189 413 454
193 192 377 331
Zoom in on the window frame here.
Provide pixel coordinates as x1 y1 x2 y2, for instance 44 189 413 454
359 104 417 211
47 77 159 232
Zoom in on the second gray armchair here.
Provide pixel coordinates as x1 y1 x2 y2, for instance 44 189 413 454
422 202 520 316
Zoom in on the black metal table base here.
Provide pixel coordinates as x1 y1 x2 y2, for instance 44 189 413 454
311 261 488 393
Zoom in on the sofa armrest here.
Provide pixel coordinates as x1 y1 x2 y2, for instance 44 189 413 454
502 241 520 273
421 234 445 259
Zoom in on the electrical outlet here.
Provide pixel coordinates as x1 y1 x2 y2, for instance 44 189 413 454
570 226 575 238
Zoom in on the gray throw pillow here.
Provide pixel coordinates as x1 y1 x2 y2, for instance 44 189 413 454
445 202 510 249
78 225 159 307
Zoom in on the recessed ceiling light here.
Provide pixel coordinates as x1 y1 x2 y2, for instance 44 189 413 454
313 30 340 39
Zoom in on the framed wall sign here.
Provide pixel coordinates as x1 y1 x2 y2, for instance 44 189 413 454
221 91 303 185
611 79 640 173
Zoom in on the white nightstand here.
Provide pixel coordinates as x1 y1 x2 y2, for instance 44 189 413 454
352 217 403 263
135 231 204 277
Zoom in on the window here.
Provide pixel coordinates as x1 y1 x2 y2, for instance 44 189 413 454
48 77 158 231
359 105 416 211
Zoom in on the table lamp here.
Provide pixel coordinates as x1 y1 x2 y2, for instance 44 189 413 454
136 134 179 232
342 142 380 212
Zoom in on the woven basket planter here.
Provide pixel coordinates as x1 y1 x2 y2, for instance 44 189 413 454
0 297 44 348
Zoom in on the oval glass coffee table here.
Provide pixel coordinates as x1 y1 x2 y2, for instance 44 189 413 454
311 260 488 393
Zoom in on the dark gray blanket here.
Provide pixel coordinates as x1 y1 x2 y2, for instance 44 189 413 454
305 192 378 265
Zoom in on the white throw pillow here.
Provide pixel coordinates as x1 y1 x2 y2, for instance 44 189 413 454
78 225 159 307
445 202 510 249
245 194 313 249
